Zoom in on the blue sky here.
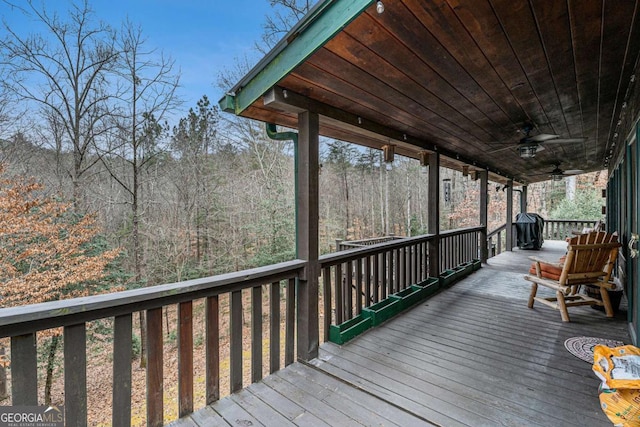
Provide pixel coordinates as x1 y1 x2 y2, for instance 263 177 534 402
0 0 276 113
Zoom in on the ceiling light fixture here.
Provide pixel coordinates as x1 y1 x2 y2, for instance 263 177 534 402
552 173 563 182
518 145 537 158
376 1 385 14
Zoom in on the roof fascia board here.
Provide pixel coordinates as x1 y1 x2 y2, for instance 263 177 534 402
219 0 374 115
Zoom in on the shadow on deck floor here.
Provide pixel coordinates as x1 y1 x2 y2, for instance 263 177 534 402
170 241 630 426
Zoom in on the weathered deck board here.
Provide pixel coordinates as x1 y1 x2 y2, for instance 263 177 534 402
313 242 628 427
169 242 629 427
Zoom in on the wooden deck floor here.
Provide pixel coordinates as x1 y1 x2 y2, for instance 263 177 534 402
171 241 630 426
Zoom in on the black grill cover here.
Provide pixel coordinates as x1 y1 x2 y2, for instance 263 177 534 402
515 213 544 250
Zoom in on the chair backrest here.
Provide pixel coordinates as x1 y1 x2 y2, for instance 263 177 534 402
559 232 621 286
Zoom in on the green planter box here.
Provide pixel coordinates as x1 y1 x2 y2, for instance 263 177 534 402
412 277 440 299
458 262 474 277
362 298 402 326
439 269 457 288
472 259 481 271
329 314 372 345
390 286 424 310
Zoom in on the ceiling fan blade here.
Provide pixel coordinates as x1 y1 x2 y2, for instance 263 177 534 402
542 137 587 144
563 169 584 175
487 145 514 154
528 133 559 142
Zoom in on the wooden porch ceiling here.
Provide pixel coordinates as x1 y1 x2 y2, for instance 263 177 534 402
223 0 640 184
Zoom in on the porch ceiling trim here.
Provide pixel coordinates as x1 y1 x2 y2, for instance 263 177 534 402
264 86 522 184
220 0 374 115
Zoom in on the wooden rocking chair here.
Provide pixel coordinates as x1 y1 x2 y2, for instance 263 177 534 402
525 231 621 322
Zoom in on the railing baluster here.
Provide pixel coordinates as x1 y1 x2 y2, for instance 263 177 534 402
10 333 37 405
178 301 193 417
64 323 87 427
423 242 428 278
399 247 406 289
206 295 219 404
285 278 295 366
412 244 418 284
251 286 262 383
146 308 163 427
322 270 330 342
356 258 363 314
113 314 132 427
346 260 353 319
395 248 402 290
373 252 380 303
389 250 395 294
379 252 387 300
270 281 281 373
335 263 343 324
230 290 243 393
364 255 372 307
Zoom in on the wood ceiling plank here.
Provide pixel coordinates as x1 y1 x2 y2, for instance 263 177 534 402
597 0 640 160
323 28 498 143
530 1 583 140
489 0 569 137
569 0 603 152
446 0 546 134
296 50 488 153
404 0 526 136
353 5 512 140
279 73 433 142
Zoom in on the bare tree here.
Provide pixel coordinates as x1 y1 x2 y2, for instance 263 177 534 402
258 0 313 52
99 20 179 367
0 0 119 208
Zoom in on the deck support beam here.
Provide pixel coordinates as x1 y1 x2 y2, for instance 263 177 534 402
479 171 489 263
506 179 514 251
296 110 320 362
428 152 440 277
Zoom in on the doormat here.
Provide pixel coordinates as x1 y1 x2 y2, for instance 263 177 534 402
564 336 625 363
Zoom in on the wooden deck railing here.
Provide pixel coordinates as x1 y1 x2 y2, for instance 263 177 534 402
1 225 488 425
487 224 509 258
487 219 598 258
439 226 483 271
335 235 403 251
543 219 598 240
320 235 432 340
320 227 483 340
0 260 305 427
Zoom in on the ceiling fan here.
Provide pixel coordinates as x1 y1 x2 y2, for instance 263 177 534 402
491 124 586 158
538 163 584 181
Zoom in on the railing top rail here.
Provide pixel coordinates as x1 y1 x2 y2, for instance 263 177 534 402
487 224 507 238
439 226 484 238
0 259 306 338
321 227 484 268
321 234 436 267
339 236 403 245
545 219 598 223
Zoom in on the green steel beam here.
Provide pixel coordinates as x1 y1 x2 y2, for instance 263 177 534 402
219 0 374 115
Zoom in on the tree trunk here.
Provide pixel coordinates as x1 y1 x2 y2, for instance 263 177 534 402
45 335 60 405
